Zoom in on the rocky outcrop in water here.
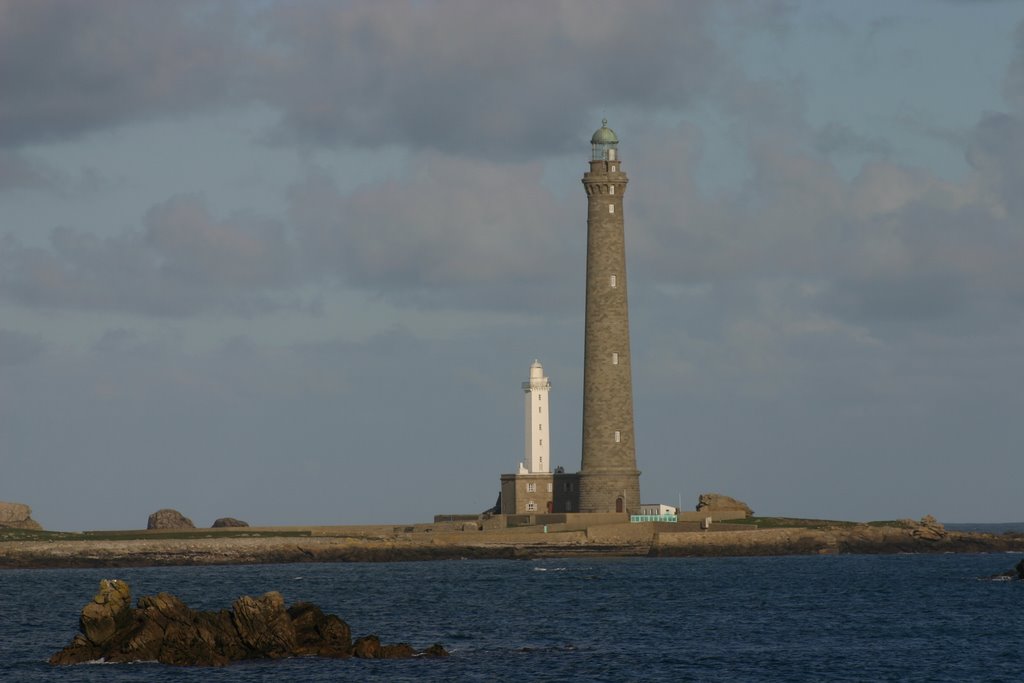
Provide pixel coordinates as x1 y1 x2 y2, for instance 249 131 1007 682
147 509 195 530
50 579 448 666
212 517 249 528
696 493 754 518
988 558 1024 581
0 501 42 530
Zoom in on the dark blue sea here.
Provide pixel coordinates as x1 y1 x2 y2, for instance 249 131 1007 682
2 555 1023 682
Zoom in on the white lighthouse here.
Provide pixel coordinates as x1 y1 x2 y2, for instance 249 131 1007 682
519 359 551 474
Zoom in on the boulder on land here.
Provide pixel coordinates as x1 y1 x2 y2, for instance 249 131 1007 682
695 493 754 518
212 517 249 528
147 509 195 530
0 501 42 530
897 514 946 541
50 580 448 666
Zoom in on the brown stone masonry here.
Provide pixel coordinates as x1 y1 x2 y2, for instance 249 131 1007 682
579 156 640 513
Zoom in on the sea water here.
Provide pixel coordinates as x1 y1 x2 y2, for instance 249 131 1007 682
1 554 1022 682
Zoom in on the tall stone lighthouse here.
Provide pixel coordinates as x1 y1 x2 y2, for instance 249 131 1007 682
578 119 641 514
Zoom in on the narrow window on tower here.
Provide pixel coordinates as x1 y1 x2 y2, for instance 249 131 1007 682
539 439 543 446
610 185 615 195
614 431 621 443
612 352 618 365
538 423 542 431
608 204 614 214
538 407 542 413
610 274 617 288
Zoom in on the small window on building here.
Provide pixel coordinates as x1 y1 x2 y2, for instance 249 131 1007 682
547 483 553 493
611 164 617 171
526 501 536 512
614 431 621 443
610 185 615 195
539 438 543 446
527 483 536 493
610 274 617 288
608 204 614 214
612 352 618 365
566 501 573 512
538 423 542 431
539 407 542 413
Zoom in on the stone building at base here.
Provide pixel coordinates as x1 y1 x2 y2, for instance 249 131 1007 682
499 469 580 515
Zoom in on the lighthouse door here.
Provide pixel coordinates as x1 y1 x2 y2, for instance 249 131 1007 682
616 497 624 513
547 501 553 513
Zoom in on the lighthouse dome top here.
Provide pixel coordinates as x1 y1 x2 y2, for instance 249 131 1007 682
590 119 619 161
529 359 546 380
590 118 618 145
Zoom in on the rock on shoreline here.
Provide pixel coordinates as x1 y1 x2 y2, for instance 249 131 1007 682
147 509 195 530
212 517 249 528
51 579 448 666
696 493 754 518
0 501 42 530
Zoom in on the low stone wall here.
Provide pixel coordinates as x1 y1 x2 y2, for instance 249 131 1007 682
585 522 655 543
677 509 749 522
433 514 480 523
481 512 628 532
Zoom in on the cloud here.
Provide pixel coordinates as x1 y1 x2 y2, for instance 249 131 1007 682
254 1 722 159
1 152 585 318
287 155 579 311
0 195 301 316
967 111 1024 218
0 150 55 190
1005 21 1024 111
627 122 847 285
619 111 1024 330
813 122 893 158
144 195 295 290
0 328 44 366
0 0 241 147
1 1 727 161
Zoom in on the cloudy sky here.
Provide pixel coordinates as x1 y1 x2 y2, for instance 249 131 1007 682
2 0 1023 530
